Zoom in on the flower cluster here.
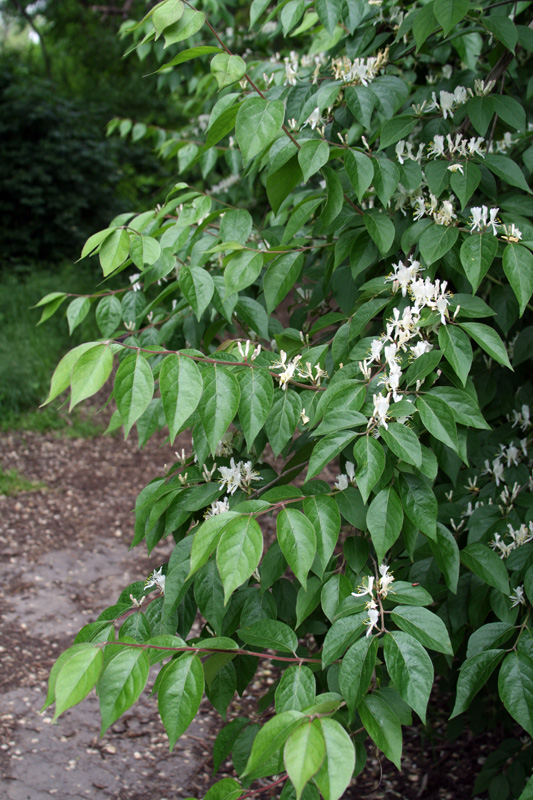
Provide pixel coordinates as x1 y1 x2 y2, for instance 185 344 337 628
204 497 231 518
271 350 327 390
330 48 389 86
361 257 451 430
352 564 395 637
491 522 533 559
218 458 261 495
509 585 527 608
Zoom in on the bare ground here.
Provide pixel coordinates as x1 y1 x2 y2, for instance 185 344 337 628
0 424 503 799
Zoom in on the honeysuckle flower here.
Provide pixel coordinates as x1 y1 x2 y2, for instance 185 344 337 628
218 458 245 495
300 408 310 425
411 340 433 359
372 392 391 429
511 404 531 431
378 564 395 597
352 575 375 598
302 107 322 130
334 474 349 491
145 567 165 593
483 457 505 487
448 163 464 174
501 224 522 242
509 585 527 608
204 497 230 518
365 606 380 637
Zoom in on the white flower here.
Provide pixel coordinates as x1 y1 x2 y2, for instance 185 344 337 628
352 575 375 598
334 474 349 491
300 408 310 425
378 564 395 597
427 135 446 158
509 586 527 608
145 567 165 594
204 497 230 518
302 107 323 130
411 340 433 359
365 606 380 637
448 163 464 174
372 392 391 430
218 458 245 495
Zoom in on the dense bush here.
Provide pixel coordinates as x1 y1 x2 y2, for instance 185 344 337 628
39 1 533 798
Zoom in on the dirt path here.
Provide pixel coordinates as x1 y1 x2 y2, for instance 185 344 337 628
0 427 218 800
0 426 503 800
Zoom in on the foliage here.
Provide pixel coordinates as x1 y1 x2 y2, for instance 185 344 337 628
40 0 533 798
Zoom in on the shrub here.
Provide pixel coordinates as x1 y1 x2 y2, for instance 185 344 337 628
39 1 533 798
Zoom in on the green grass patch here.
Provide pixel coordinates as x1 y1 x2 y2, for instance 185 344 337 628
0 405 107 438
0 467 48 496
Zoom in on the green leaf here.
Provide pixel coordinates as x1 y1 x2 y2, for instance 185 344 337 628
460 543 510 594
321 166 344 227
198 365 240 455
99 228 130 276
383 632 434 723
315 0 342 34
366 487 404 564
242 711 304 777
130 235 161 268
158 653 204 749
206 102 241 148
498 652 533 736
430 386 489 430
284 720 325 800
450 649 505 718
96 295 123 337
211 53 246 88
434 0 470 36
459 322 512 369
237 368 274 450
53 646 104 720
302 494 340 575
70 344 114 410
277 508 316 590
281 0 305 35
163 6 205 47
153 0 184 38
81 227 114 258
344 150 374 203
484 15 519 52
345 86 375 129
99 647 150 734
466 622 515 659
391 606 453 655
417 393 459 453
35 292 67 324
380 423 422 468
339 636 378 718
204 778 243 800
353 435 386 504
388 582 433 607
298 140 330 183
217 516 263 603
220 209 253 244
224 250 263 296
313 718 356 800
306 430 357 481
419 224 459 266
502 243 533 317
263 252 304 314
485 154 531 194
429 524 460 593
66 297 90 335
238 619 299 654
236 98 285 163
179 266 215 321
188 511 241 577
372 158 400 206
265 390 301 457
158 45 223 70
438 325 473 386
364 211 395 255
322 613 368 667
159 354 203 443
449 162 481 209
275 666 316 714
42 644 98 711
114 352 155 437
398 473 437 540
359 692 402 769
379 115 416 150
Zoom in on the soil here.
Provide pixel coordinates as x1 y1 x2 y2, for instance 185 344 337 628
0 422 499 800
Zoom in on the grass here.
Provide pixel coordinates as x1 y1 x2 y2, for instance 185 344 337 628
0 260 103 417
0 405 107 437
0 467 48 496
